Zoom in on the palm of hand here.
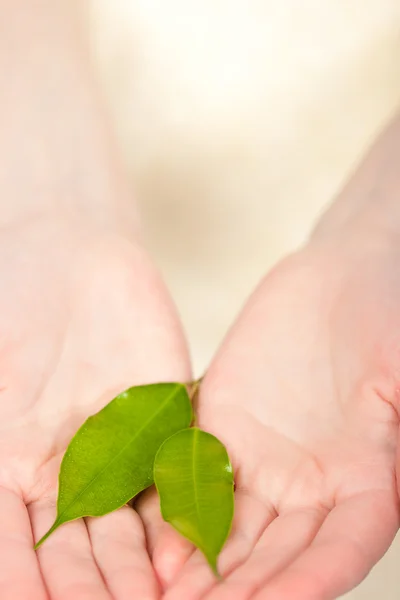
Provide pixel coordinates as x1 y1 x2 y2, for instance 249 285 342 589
148 243 400 600
1 218 398 600
0 217 190 600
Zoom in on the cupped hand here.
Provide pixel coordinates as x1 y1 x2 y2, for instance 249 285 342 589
0 213 191 600
143 233 400 600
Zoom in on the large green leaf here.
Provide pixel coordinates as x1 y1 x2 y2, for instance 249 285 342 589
154 427 234 576
35 382 192 549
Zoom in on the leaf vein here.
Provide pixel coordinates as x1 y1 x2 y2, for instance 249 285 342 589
58 384 182 521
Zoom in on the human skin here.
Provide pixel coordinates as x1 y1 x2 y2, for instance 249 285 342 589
1 2 400 599
0 2 191 598
139 115 400 600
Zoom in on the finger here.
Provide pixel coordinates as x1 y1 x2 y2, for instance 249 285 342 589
153 523 195 589
164 491 276 600
30 500 111 600
87 505 159 600
0 487 47 600
252 490 399 600
200 505 324 600
136 487 195 589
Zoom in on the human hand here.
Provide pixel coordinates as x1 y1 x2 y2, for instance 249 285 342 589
0 214 191 600
141 229 400 600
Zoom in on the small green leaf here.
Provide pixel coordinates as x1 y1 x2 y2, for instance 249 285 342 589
154 427 234 576
35 382 192 549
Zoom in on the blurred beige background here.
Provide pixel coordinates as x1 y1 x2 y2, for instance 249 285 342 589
88 2 400 597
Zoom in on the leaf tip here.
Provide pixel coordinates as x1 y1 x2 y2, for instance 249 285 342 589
33 539 43 551
210 561 223 581
33 519 60 550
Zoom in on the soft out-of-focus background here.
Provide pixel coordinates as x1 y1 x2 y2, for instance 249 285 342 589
87 2 400 597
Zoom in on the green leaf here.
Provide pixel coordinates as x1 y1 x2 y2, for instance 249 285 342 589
154 427 234 577
35 382 192 549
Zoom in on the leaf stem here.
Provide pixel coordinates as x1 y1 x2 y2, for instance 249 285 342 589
186 375 204 427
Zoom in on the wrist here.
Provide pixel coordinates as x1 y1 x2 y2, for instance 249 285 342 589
0 0 138 237
311 113 400 249
0 186 140 241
